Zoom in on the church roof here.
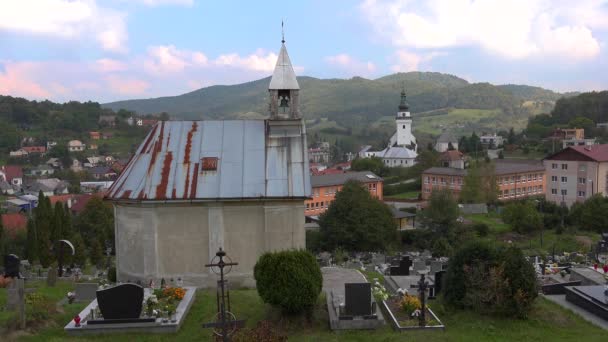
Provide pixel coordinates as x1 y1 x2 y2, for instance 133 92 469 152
105 120 311 201
382 146 417 159
268 44 300 90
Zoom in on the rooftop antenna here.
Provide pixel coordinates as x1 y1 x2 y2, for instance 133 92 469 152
281 20 285 44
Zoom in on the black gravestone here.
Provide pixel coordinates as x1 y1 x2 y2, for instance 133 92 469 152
96 283 144 320
390 256 411 276
434 270 445 295
4 254 20 278
344 283 372 316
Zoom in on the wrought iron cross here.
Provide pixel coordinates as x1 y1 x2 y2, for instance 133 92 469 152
417 272 429 327
202 248 245 342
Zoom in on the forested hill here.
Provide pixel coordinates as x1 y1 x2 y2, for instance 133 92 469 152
103 72 566 124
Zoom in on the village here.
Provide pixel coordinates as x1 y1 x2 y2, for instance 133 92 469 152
1 2 608 341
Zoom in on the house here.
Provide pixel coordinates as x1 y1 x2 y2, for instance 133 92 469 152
359 91 418 167
22 146 47 155
0 181 16 195
1 213 27 237
105 39 310 287
89 143 98 150
421 159 545 201
103 156 115 164
308 147 330 164
439 150 465 169
110 158 130 173
71 158 83 172
141 119 158 127
89 132 101 140
46 141 57 150
28 164 55 177
5 198 35 213
47 158 61 168
9 149 29 157
68 140 86 152
305 171 383 216
102 132 113 140
99 114 117 127
89 166 117 180
85 156 102 168
390 206 416 230
80 181 114 193
0 165 23 186
543 144 608 207
434 130 459 152
23 178 69 196
480 133 504 147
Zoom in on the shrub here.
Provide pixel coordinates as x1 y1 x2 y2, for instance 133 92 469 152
472 223 490 237
108 266 117 283
443 241 537 318
254 250 322 314
431 237 453 257
305 230 322 253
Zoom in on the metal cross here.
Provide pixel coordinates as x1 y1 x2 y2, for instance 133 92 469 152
202 248 245 342
417 272 429 327
281 20 285 43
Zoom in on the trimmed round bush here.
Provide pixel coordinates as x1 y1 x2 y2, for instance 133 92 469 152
254 250 322 314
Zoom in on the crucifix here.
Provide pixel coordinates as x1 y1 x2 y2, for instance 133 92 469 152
202 248 246 342
417 271 429 327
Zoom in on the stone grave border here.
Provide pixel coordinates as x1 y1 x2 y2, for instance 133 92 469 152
380 299 445 331
64 286 196 335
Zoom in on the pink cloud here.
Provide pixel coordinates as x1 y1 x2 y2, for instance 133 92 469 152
95 58 128 72
0 61 52 99
105 75 149 95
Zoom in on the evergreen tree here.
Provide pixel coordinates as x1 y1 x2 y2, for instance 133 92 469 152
35 191 53 267
420 189 460 239
25 218 38 263
52 202 64 242
89 239 104 267
75 197 114 251
64 202 73 237
508 127 516 144
70 232 87 267
461 163 483 203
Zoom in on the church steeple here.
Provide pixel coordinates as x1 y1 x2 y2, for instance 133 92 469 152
269 28 300 119
398 89 409 111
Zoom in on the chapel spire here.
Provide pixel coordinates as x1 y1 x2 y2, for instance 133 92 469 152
268 23 300 119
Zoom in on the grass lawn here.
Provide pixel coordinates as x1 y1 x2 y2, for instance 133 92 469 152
4 287 605 341
464 213 599 255
385 191 419 200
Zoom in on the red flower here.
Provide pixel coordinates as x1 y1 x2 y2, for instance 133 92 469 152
74 315 81 326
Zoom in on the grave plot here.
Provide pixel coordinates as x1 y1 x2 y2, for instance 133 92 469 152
322 267 385 330
64 282 196 335
380 273 445 331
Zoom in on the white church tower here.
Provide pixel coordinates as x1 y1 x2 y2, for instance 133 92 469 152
395 89 416 148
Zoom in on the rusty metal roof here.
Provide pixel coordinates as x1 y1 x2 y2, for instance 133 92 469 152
106 120 311 201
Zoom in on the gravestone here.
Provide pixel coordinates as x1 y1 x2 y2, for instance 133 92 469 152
390 256 412 276
434 271 445 295
430 260 443 274
47 266 57 287
413 260 427 272
4 254 20 278
75 283 98 302
96 283 144 320
344 283 373 317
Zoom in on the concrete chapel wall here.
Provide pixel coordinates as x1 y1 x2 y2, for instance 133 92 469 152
114 200 305 288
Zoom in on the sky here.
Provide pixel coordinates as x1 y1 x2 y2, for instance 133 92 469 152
0 0 607 103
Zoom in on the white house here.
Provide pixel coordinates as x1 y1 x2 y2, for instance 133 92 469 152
435 131 459 152
68 140 86 152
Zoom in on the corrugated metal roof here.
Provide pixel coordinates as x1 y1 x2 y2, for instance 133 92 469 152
268 44 299 90
106 120 311 201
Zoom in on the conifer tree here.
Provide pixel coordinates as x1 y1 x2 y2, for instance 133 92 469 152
70 232 87 267
63 202 72 237
35 191 53 267
25 218 38 264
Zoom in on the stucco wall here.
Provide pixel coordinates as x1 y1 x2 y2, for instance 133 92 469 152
113 200 305 288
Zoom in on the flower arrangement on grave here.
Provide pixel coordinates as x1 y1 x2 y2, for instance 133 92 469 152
162 287 186 301
66 291 76 304
399 293 421 316
371 280 389 302
144 287 186 318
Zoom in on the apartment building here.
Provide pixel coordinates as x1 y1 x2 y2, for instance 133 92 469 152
543 144 608 206
305 171 383 216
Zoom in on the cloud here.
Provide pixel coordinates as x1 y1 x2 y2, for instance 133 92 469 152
104 75 150 95
0 0 128 53
0 61 52 99
128 0 194 6
215 49 278 72
95 59 129 72
325 54 377 76
360 0 605 60
390 50 444 72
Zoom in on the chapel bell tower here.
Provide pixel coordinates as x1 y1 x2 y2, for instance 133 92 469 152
268 35 300 120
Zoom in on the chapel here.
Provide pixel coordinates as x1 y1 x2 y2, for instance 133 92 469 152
105 39 310 287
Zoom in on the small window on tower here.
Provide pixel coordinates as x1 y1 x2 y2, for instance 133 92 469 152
403 125 405 129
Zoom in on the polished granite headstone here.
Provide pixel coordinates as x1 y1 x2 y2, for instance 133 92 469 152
565 285 608 321
4 254 20 278
91 283 150 324
344 283 373 317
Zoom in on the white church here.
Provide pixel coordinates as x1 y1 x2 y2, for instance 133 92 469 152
359 91 418 167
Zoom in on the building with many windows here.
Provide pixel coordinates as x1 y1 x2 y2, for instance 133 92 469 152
305 171 383 216
543 144 608 207
421 159 545 201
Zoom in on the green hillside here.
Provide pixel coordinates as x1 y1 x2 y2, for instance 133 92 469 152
103 72 566 130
